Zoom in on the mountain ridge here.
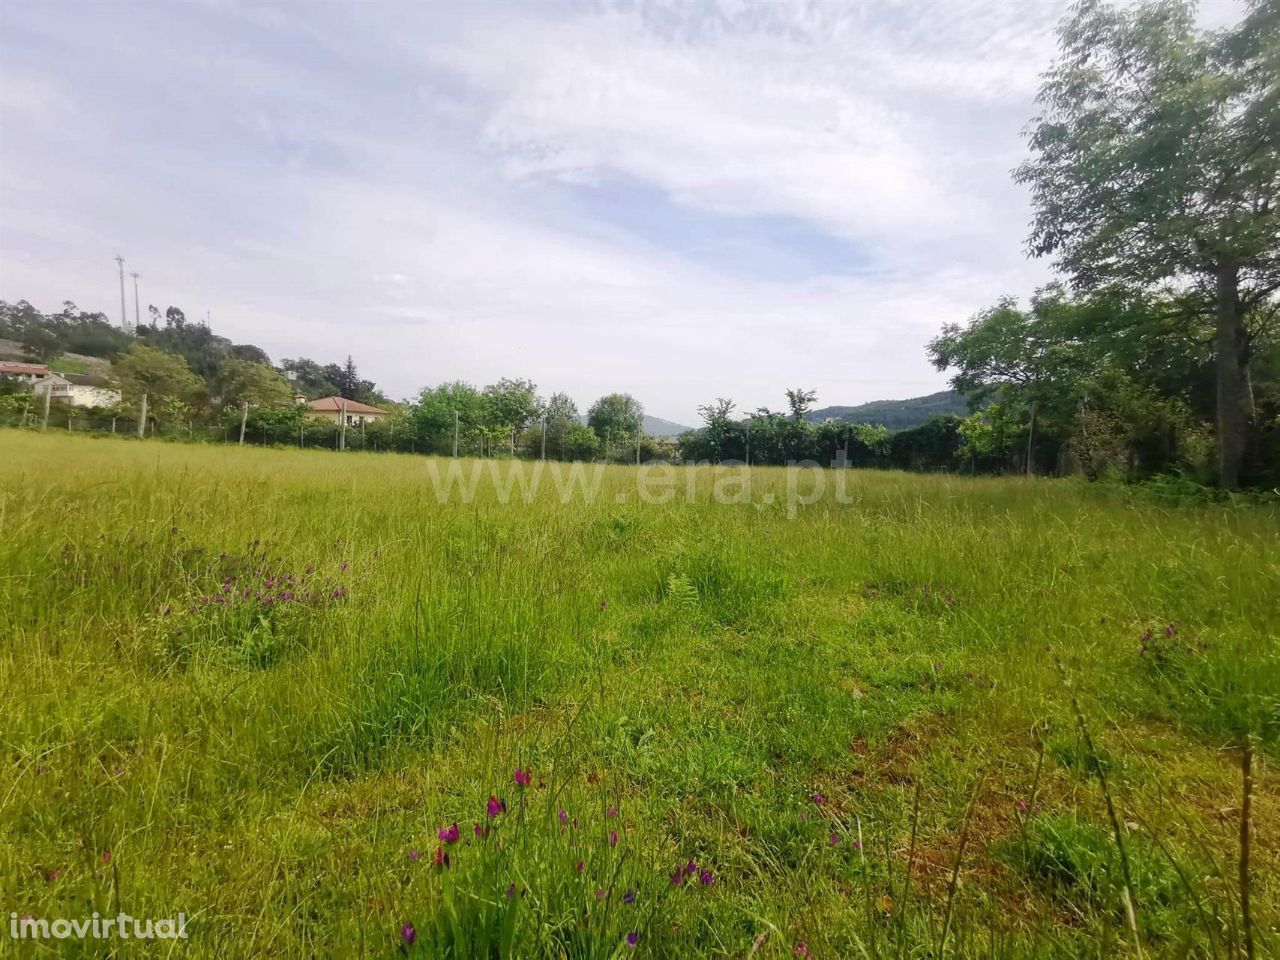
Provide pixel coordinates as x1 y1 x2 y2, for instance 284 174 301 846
805 390 967 430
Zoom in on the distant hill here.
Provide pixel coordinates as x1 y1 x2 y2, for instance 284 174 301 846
577 414 694 438
644 415 694 437
806 391 968 430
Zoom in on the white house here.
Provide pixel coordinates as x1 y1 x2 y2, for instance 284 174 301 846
32 373 122 408
305 396 387 427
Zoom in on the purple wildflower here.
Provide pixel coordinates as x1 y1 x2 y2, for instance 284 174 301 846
595 888 606 900
487 794 506 817
401 922 416 946
437 822 460 844
434 846 450 869
558 808 568 824
505 883 517 900
670 868 684 886
607 806 618 818
828 833 841 846
474 823 488 838
408 848 422 862
513 767 531 787
699 869 715 885
623 890 636 905
610 830 618 848
576 860 585 874
626 932 638 949
684 859 697 876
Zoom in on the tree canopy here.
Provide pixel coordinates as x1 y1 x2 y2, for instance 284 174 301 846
1016 0 1279 485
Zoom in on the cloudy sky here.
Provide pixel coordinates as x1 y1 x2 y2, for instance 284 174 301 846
0 0 1243 423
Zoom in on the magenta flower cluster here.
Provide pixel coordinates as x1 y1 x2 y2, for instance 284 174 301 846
400 767 672 955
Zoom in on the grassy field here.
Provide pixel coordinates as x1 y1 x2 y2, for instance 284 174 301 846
1 431 1277 958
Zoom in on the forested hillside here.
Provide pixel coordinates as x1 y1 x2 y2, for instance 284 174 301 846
807 391 967 429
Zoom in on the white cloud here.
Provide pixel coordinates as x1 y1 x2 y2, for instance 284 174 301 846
8 0 1240 422
425 1 1062 251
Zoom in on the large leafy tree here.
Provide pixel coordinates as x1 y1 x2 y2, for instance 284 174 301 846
587 393 643 441
112 344 203 412
482 377 541 435
410 380 485 452
1016 0 1279 486
216 357 293 410
542 391 580 456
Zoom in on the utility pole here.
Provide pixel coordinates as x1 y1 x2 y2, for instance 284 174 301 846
541 418 547 461
745 420 751 467
130 272 142 329
115 255 128 330
339 400 347 451
136 393 148 439
238 401 249 445
41 381 51 430
636 432 641 466
452 409 459 457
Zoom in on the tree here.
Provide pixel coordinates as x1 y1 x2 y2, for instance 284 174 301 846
542 391 580 458
587 393 643 441
112 344 203 417
561 421 601 460
410 381 485 453
785 388 818 421
323 356 376 402
228 343 272 365
694 398 739 461
929 293 1089 474
482 378 541 436
544 392 578 426
280 358 340 399
137 307 234 380
1016 0 1280 486
0 299 64 362
216 357 293 410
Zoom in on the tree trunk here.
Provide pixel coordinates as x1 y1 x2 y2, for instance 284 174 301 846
1214 265 1248 488
1025 400 1038 477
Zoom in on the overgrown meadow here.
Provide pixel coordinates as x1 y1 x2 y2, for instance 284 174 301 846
1 431 1277 958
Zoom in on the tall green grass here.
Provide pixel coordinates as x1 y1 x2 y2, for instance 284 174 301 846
0 431 1276 957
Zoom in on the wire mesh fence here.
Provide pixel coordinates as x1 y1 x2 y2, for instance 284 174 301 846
0 406 675 463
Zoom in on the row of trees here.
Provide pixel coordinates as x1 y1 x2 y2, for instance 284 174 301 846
405 380 652 459
929 286 1279 484
0 299 662 460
